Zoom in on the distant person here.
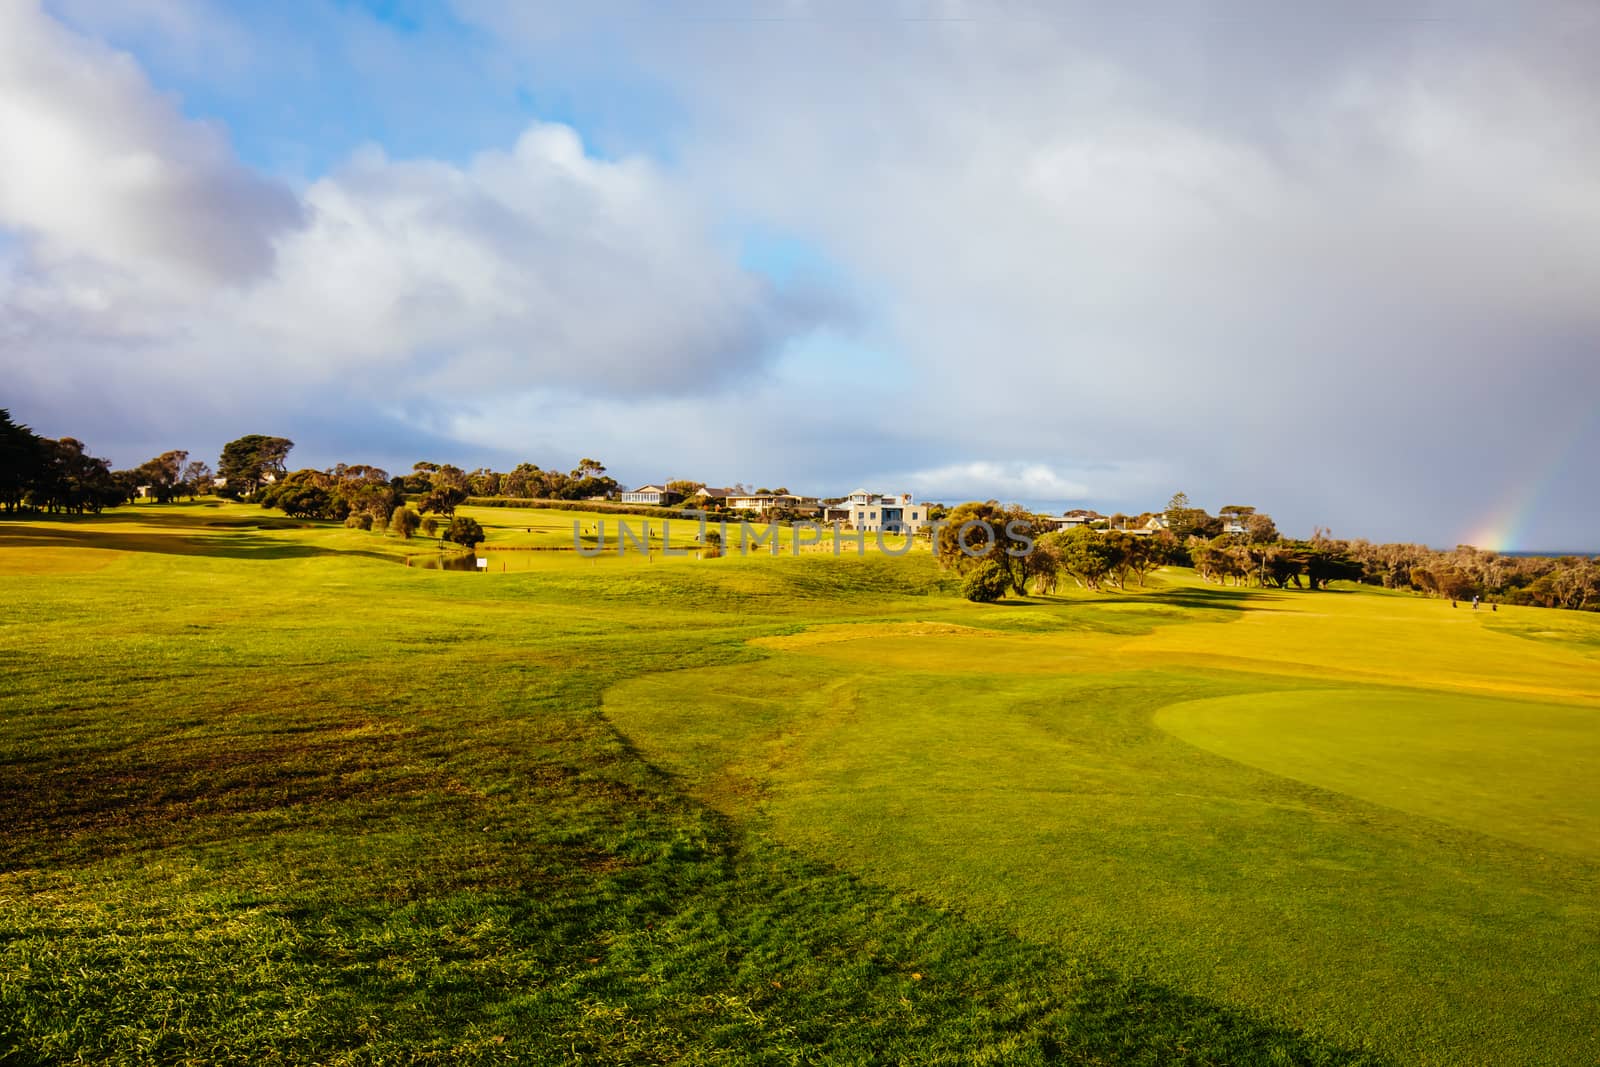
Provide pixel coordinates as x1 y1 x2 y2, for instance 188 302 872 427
1451 599 1456 608
1492 602 1498 612
1472 595 1479 610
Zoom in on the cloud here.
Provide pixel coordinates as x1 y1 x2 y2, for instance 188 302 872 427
0 0 301 283
7 2 1600 547
896 461 1092 501
464 1 1600 545
889 460 1171 506
233 124 819 396
0 5 835 464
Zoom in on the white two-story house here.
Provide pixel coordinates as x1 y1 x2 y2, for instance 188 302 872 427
822 489 928 534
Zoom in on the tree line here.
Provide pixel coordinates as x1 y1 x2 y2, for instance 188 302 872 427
4 418 1592 611
1320 538 1596 611
936 491 1597 613
934 502 1174 603
0 410 213 514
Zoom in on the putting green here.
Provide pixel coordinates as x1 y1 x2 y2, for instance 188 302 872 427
1156 689 1600 858
604 607 1600 1066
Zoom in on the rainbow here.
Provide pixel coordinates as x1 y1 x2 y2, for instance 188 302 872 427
1460 411 1598 552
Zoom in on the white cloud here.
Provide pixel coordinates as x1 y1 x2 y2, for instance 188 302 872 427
0 5 829 443
890 461 1146 505
228 124 805 395
0 0 300 283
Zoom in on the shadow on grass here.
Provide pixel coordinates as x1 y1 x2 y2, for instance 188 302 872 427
0 523 395 564
2 503 307 530
1023 584 1290 614
4 715 1390 1064
1125 585 1286 612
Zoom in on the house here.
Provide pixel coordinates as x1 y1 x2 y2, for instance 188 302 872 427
1141 514 1171 534
726 492 820 516
621 484 682 506
823 490 928 534
1046 508 1103 531
209 472 275 492
1218 507 1252 535
692 486 737 504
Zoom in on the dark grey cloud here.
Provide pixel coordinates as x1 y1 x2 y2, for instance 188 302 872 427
460 0 1600 547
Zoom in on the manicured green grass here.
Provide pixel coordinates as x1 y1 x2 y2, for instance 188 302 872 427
2 501 1595 1064
1158 689 1599 857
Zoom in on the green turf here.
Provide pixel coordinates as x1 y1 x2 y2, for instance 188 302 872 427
2 500 1595 1064
1158 689 1600 857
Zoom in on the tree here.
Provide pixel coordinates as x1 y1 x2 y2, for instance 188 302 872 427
934 505 981 569
1051 526 1116 590
562 470 620 500
443 516 486 551
275 485 337 520
1104 531 1150 589
1028 533 1065 594
1551 558 1599 611
1245 512 1278 544
29 437 124 514
432 464 469 492
665 479 703 499
936 501 1039 594
573 458 607 479
1193 536 1254 585
1164 490 1220 540
135 450 188 503
404 463 436 494
218 435 292 497
0 409 44 513
419 485 468 516
348 480 401 524
389 506 420 539
961 560 1011 602
1129 533 1169 585
181 460 213 499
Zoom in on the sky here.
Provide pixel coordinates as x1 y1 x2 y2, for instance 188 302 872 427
2 0 1597 549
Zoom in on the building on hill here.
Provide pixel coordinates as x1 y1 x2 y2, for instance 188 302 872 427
692 486 737 504
1218 507 1253 535
621 484 683 506
1039 508 1103 532
822 490 928 534
726 492 820 516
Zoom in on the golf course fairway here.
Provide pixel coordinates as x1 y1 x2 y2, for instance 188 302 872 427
2 502 1596 1064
